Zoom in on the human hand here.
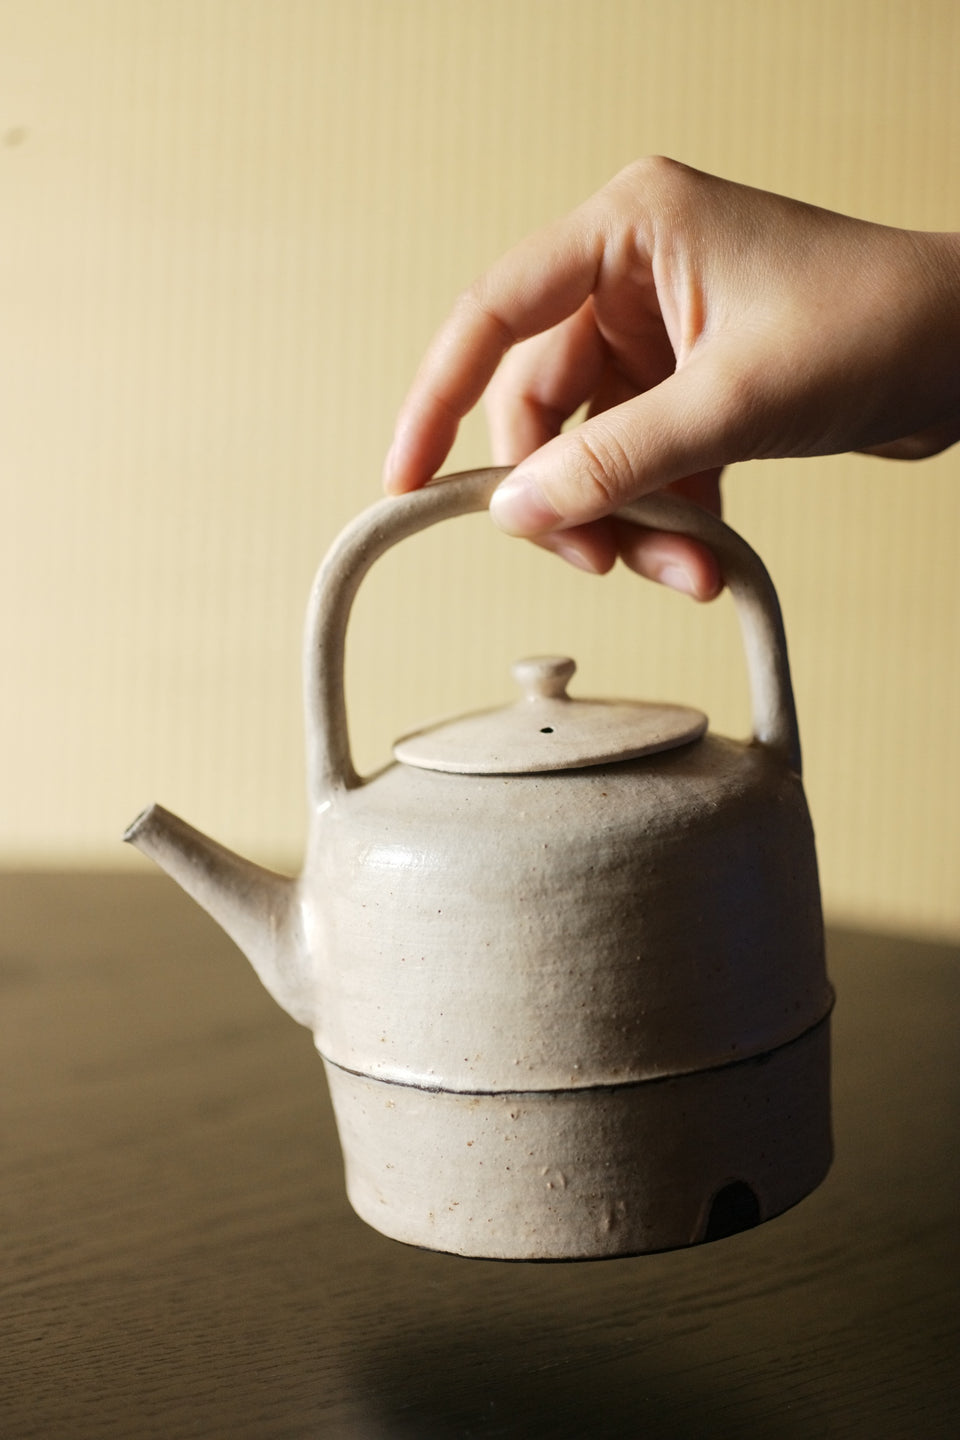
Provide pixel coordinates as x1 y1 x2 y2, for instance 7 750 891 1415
384 158 960 597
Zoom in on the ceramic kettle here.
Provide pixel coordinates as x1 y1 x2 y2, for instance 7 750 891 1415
125 467 833 1260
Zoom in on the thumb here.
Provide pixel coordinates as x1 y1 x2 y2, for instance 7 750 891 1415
489 354 745 535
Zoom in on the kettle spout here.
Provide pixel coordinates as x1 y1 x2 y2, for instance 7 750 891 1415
124 803 313 1028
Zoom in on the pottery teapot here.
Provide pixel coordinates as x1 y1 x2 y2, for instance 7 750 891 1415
125 467 833 1260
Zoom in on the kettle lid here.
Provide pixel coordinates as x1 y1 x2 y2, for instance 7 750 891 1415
393 656 707 775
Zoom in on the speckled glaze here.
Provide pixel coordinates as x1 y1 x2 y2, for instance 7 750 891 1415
125 468 833 1260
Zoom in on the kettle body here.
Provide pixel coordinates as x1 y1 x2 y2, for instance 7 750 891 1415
307 736 830 1259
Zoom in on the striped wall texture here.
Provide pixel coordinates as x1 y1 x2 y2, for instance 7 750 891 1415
2 0 959 937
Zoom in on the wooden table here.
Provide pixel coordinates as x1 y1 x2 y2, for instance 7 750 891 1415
2 873 958 1438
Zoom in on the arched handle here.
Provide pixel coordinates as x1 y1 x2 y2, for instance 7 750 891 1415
303 467 801 805
618 490 801 775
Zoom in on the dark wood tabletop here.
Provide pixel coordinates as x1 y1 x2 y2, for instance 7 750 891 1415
2 873 958 1439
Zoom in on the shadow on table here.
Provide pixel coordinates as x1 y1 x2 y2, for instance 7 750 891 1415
331 1306 768 1440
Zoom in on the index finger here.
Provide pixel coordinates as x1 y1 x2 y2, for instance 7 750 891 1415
383 212 605 494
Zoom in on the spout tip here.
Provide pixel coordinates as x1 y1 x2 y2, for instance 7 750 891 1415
123 803 159 846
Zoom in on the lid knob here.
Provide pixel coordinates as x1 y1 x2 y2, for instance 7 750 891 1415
512 655 576 702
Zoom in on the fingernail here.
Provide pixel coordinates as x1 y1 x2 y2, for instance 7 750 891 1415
657 564 698 597
550 540 601 574
382 441 400 493
489 470 561 536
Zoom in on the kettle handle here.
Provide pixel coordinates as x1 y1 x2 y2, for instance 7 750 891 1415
303 467 801 803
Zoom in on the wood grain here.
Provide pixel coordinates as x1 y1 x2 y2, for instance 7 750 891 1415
2 874 958 1438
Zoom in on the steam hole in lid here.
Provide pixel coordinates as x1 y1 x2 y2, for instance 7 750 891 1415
703 1181 761 1241
540 727 554 734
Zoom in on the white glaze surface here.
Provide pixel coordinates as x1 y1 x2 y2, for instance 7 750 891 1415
305 736 829 1093
327 1018 832 1260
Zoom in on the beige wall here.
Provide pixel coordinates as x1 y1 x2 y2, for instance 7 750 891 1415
3 0 959 937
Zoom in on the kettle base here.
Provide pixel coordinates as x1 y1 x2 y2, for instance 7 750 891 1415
323 1017 831 1261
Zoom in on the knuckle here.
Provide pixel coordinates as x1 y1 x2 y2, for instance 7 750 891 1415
612 154 693 202
563 429 632 516
702 362 771 458
456 278 518 349
597 156 703 254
